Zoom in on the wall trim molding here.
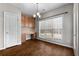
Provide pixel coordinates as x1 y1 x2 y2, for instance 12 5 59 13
37 37 73 48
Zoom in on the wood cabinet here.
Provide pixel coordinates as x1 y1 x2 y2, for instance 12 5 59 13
21 16 35 28
21 15 35 42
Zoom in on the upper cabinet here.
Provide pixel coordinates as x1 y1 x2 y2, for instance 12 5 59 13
21 15 35 34
29 17 35 28
21 15 35 28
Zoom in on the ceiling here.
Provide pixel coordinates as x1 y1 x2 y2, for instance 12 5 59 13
10 3 68 16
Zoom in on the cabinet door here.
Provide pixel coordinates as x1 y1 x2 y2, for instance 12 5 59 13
21 16 25 26
25 16 29 27
32 18 35 28
29 17 34 28
4 12 18 48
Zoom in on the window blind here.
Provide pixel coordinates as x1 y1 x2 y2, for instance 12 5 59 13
39 15 63 40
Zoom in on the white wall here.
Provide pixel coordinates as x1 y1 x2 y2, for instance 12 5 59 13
73 3 79 56
0 12 4 50
38 4 73 48
0 4 21 50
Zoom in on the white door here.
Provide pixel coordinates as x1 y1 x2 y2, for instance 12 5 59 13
4 12 18 48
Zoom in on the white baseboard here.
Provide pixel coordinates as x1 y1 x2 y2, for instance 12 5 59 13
0 47 5 50
37 37 73 48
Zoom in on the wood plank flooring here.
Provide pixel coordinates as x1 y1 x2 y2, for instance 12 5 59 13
0 39 74 56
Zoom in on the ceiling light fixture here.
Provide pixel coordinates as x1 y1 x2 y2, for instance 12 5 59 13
33 14 36 18
33 3 41 18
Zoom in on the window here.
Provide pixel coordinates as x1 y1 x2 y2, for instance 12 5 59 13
39 15 63 40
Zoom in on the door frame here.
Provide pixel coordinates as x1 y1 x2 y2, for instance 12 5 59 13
3 12 18 49
73 3 79 56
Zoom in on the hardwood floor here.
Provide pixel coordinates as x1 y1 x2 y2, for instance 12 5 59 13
0 39 74 56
